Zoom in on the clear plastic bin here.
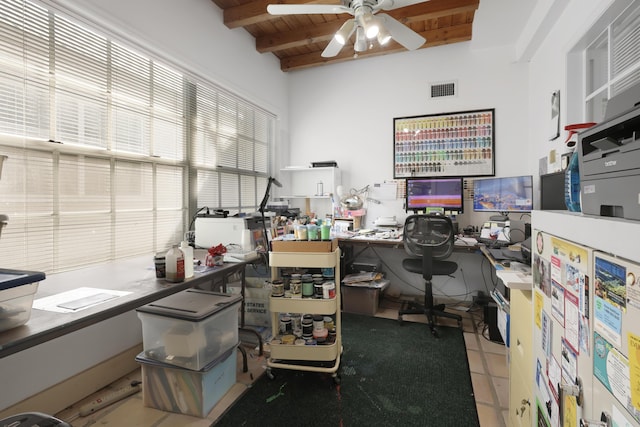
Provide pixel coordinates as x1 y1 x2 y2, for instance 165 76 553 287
136 289 241 370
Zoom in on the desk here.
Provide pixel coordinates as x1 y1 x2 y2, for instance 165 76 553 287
339 235 479 270
0 254 264 416
0 256 254 359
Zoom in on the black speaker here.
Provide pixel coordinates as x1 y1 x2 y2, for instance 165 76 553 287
484 303 504 344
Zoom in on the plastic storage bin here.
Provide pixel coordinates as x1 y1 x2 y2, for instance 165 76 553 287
0 269 45 333
136 289 241 370
136 347 237 417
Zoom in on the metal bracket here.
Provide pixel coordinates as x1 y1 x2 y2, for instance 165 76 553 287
560 377 583 406
580 411 611 427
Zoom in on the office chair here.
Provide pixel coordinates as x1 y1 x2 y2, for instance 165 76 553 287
398 214 462 337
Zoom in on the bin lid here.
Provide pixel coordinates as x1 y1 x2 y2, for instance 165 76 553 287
0 269 46 291
135 345 237 372
136 289 242 320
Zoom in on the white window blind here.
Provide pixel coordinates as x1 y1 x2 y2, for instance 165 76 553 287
0 0 274 273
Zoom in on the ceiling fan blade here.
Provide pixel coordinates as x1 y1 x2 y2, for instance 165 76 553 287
322 19 355 57
322 37 345 58
375 0 429 12
267 4 351 15
378 14 425 50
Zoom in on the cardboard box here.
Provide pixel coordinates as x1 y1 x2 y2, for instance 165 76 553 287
271 238 338 253
341 279 390 316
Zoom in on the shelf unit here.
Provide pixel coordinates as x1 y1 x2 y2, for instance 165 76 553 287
279 167 341 216
266 249 342 380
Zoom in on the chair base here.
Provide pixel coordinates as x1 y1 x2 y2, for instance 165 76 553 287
398 300 462 337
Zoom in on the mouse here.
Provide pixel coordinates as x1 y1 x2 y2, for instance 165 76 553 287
502 261 511 267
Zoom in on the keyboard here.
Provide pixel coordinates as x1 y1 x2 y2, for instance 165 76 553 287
223 251 259 262
477 237 510 248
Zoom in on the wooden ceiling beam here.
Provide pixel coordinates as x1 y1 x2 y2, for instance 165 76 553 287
256 20 345 52
221 0 478 29
254 0 478 53
280 22 473 71
221 0 341 29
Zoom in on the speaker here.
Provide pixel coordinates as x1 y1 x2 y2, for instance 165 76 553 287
484 303 504 344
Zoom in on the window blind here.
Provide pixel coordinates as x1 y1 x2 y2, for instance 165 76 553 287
0 0 274 273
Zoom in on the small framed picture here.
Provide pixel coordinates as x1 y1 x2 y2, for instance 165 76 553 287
549 90 560 141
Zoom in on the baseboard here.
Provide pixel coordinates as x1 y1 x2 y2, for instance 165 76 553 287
0 344 142 419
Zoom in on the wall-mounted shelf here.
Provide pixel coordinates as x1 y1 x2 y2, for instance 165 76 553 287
279 167 341 215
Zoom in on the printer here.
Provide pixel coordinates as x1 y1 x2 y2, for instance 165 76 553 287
578 81 640 220
194 215 267 251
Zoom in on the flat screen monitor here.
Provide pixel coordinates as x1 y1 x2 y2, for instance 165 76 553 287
540 172 567 210
473 175 533 218
405 177 463 213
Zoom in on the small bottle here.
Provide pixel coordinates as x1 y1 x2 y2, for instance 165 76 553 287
165 245 185 283
180 240 194 279
564 151 581 212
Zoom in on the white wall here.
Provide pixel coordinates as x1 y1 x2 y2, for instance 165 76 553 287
286 41 530 229
526 0 616 176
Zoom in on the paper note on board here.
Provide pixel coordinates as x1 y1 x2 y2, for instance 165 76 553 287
628 332 640 411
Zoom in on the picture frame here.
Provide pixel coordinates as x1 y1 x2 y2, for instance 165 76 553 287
549 90 560 141
393 108 495 178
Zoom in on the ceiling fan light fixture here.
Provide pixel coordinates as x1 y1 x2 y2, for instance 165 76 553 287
362 13 379 39
334 20 355 45
377 25 391 45
354 26 367 52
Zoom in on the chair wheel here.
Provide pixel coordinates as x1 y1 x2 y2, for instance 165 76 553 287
397 315 404 325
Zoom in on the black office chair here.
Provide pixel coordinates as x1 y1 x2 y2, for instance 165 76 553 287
398 214 462 337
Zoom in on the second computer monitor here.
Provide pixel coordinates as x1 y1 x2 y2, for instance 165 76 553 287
405 177 464 213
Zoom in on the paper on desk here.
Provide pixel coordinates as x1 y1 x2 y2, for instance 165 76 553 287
33 287 131 313
496 271 531 290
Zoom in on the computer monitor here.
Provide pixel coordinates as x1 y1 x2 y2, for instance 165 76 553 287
405 177 464 213
473 175 533 220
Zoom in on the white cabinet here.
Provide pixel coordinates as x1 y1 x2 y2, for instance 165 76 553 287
266 249 342 381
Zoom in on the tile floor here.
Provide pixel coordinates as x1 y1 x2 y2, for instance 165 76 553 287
55 301 509 427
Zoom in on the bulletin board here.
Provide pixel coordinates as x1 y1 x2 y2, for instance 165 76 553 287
393 108 495 178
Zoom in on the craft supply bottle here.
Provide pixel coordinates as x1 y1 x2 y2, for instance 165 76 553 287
180 240 194 278
165 245 185 283
564 151 581 212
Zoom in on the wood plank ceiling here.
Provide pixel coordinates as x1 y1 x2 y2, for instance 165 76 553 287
211 0 480 72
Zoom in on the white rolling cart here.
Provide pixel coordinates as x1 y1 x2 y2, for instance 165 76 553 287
266 248 342 383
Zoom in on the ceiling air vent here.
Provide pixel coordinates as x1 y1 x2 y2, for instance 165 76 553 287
430 81 457 98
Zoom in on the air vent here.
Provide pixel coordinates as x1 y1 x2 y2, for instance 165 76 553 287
430 81 457 98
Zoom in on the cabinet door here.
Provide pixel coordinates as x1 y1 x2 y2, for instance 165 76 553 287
590 251 640 426
510 288 533 426
531 231 594 426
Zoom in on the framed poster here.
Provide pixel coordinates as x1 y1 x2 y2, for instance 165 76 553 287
393 108 495 178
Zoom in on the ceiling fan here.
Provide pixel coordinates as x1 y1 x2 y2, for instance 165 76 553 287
266 0 428 58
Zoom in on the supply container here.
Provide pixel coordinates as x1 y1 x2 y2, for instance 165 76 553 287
180 241 194 279
341 279 390 316
0 269 45 333
136 347 237 417
136 289 241 370
165 245 185 283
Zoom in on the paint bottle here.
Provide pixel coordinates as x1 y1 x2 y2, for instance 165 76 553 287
180 240 194 279
165 245 185 283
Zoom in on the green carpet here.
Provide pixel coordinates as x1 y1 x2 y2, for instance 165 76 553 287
213 312 479 426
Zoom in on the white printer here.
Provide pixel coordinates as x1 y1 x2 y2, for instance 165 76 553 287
578 81 640 220
194 215 267 251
